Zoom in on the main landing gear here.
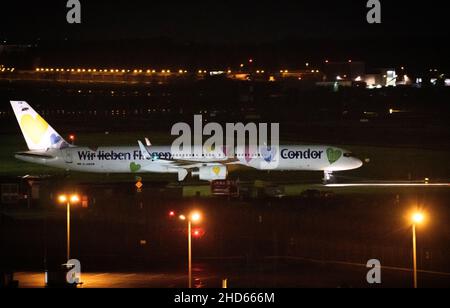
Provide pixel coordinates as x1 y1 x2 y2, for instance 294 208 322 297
323 171 334 185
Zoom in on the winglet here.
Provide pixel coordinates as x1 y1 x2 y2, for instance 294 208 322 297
145 137 151 146
138 140 152 160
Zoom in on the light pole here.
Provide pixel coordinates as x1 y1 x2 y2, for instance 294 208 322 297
58 194 80 261
411 211 425 289
179 211 202 288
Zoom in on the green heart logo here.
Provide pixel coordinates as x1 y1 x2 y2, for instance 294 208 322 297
130 162 141 173
326 148 342 164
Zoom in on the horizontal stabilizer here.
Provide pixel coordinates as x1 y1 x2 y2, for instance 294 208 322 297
15 151 55 159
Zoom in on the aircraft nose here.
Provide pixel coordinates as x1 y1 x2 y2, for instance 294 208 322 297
353 157 363 169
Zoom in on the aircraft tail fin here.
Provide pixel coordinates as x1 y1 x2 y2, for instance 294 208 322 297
10 101 70 151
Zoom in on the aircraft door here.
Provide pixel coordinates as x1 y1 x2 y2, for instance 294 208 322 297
63 149 73 163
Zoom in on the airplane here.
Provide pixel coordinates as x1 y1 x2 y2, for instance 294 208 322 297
10 101 363 182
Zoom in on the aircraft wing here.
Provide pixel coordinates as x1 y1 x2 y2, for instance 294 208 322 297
15 151 56 159
137 140 239 167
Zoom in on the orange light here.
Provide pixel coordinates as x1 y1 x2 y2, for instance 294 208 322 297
70 194 80 203
58 194 80 204
412 212 425 224
190 212 201 223
58 195 67 203
179 215 186 221
69 134 75 141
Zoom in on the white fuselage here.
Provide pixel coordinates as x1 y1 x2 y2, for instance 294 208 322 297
15 145 363 175
10 101 364 181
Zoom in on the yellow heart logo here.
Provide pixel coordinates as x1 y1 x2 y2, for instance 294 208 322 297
20 114 49 144
212 166 221 175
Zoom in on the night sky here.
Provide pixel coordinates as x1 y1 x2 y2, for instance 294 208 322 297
0 1 448 70
1 0 448 42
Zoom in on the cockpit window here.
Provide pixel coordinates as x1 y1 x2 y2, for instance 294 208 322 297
344 152 354 158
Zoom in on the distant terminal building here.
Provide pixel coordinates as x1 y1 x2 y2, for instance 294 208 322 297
315 61 366 90
0 43 33 55
275 69 323 81
0 44 35 68
365 68 399 88
323 61 366 82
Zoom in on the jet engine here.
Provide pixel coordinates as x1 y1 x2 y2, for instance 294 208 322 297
192 165 227 181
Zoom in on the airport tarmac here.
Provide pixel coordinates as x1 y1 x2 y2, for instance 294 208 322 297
14 258 450 288
326 183 450 188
